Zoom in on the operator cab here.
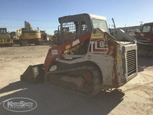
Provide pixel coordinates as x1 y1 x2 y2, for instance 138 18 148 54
53 13 109 44
0 28 7 34
141 22 153 34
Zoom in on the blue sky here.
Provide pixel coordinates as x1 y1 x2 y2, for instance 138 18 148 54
0 0 153 34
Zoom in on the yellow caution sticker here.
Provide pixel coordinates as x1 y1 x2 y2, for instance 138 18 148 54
91 33 104 39
65 45 70 49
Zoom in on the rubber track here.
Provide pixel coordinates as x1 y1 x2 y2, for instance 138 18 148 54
44 65 103 97
137 43 153 58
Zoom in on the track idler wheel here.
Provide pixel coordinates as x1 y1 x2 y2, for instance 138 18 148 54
81 70 93 93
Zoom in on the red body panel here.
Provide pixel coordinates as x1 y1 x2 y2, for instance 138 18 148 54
135 31 153 43
144 34 153 43
44 33 91 73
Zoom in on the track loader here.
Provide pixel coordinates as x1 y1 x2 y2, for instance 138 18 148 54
135 22 153 57
21 13 138 97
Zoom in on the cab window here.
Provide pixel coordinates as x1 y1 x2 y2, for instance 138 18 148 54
142 25 151 33
92 19 109 33
0 29 7 34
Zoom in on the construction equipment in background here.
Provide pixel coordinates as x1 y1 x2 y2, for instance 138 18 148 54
51 30 59 44
135 22 153 57
110 18 135 42
112 18 116 28
13 21 44 46
0 28 13 46
21 13 138 97
10 31 20 44
40 30 49 44
126 29 137 37
111 18 140 38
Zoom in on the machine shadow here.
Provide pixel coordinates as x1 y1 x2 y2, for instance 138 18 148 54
0 81 124 115
138 57 153 72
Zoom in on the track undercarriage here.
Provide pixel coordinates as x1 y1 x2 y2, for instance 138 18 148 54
44 64 103 97
137 41 153 57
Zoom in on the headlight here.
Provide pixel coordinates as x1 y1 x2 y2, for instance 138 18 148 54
49 65 57 71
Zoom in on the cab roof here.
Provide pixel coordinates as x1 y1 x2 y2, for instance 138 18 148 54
89 14 106 20
59 13 106 23
0 28 7 30
143 22 153 26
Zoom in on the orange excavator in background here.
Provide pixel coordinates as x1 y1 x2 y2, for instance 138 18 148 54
21 13 138 97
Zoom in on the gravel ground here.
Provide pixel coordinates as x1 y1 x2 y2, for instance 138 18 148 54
0 45 153 115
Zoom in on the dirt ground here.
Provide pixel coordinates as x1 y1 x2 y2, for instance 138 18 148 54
0 45 153 115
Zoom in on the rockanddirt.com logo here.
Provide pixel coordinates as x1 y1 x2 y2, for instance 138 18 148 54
0 97 37 112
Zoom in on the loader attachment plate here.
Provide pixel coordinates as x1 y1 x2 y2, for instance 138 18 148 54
20 64 44 83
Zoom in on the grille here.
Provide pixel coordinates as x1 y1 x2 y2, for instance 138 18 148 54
127 50 136 76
